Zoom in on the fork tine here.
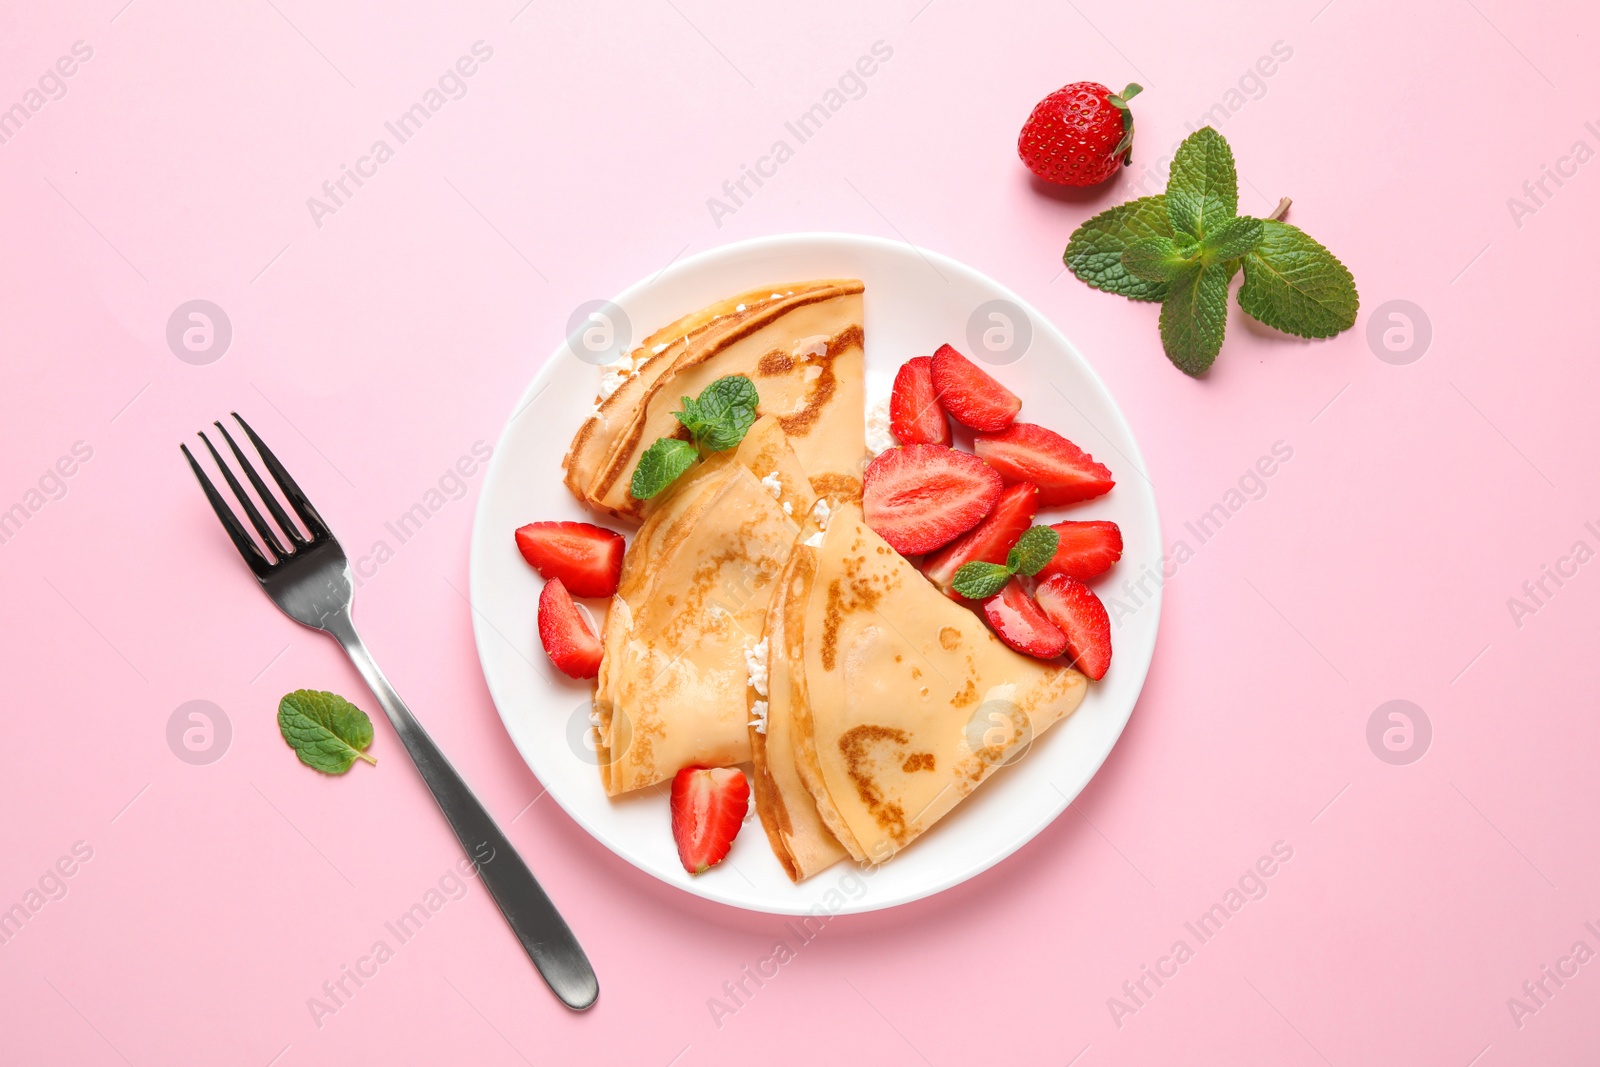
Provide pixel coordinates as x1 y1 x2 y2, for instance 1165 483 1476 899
231 413 332 540
214 421 306 549
198 431 289 561
181 443 273 578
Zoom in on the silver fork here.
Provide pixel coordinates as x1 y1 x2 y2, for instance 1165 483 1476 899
181 413 598 1011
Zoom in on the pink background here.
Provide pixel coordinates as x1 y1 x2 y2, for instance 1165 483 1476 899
1 0 1594 1063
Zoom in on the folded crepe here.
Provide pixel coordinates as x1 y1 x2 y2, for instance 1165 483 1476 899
593 419 815 795
750 527 849 883
564 283 838 511
794 505 1088 865
573 279 867 524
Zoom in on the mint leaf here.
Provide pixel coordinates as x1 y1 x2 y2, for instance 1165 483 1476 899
671 375 760 452
952 562 1013 600
1007 526 1061 576
688 375 759 451
1200 216 1263 263
1121 237 1190 283
630 437 698 499
1236 221 1359 339
1064 196 1176 302
1166 128 1238 241
278 689 376 774
1159 262 1235 376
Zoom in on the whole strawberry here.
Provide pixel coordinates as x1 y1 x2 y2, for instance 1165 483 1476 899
1018 82 1141 186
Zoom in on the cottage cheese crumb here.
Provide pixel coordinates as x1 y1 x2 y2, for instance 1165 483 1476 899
597 353 639 400
750 699 768 734
802 530 824 548
865 396 895 455
744 636 769 698
810 497 833 531
782 500 793 516
736 303 747 312
652 342 668 355
759 471 783 499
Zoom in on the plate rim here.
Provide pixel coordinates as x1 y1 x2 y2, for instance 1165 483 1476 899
467 231 1161 915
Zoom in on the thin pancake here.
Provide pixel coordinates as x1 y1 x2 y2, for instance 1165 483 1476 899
796 505 1087 864
563 282 835 512
589 282 866 522
595 419 817 787
594 457 739 760
750 531 848 882
596 465 799 795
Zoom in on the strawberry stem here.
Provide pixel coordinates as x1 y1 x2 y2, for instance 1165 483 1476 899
1267 197 1291 221
1109 83 1143 108
1110 83 1142 163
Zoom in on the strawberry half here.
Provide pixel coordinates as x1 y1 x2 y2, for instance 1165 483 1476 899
930 344 1021 432
1035 574 1112 679
537 578 603 679
982 578 1068 659
670 766 750 875
1039 520 1123 581
889 356 952 446
922 482 1040 598
515 521 625 599
862 444 1003 555
973 423 1114 506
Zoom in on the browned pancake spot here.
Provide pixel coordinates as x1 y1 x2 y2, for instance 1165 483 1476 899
901 752 935 773
819 572 883 671
778 325 862 437
938 626 962 651
951 678 978 707
838 725 911 843
809 473 863 502
757 351 793 376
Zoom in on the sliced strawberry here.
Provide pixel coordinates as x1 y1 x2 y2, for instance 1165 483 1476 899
1039 520 1123 581
922 482 1040 598
930 344 1021 431
670 766 750 875
889 356 952 446
515 520 625 598
537 577 603 679
862 444 1003 555
973 423 1114 506
1035 574 1112 680
982 578 1068 659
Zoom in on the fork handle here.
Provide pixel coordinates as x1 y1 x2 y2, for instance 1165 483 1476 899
325 612 599 1010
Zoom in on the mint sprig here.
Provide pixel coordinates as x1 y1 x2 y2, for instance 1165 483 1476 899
952 526 1060 600
278 689 376 774
631 375 760 499
1063 126 1358 375
673 374 759 452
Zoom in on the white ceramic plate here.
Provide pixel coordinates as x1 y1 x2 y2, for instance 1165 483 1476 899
469 233 1160 915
